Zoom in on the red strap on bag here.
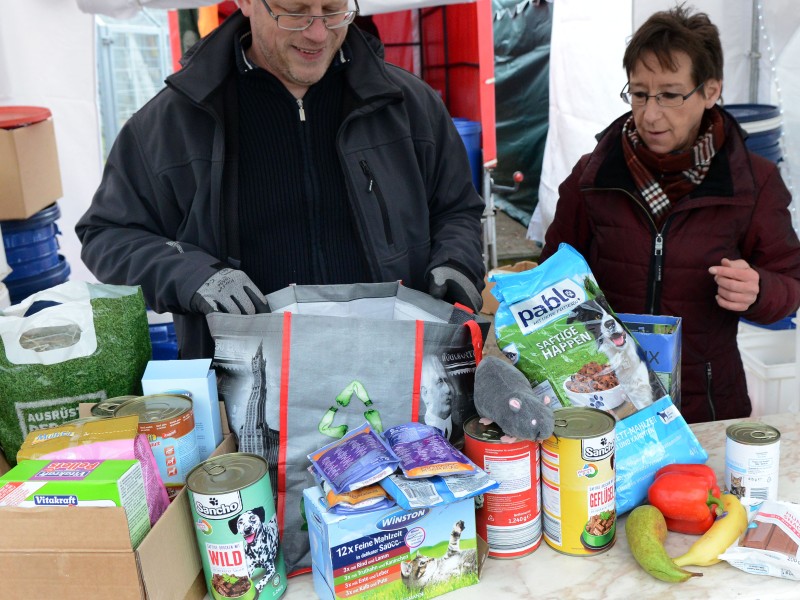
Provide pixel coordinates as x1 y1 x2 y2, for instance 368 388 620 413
278 311 292 538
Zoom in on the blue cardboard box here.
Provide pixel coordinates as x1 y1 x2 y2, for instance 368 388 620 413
618 314 682 408
304 486 485 600
141 358 223 460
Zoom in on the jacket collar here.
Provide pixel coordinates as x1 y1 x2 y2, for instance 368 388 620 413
586 108 748 200
166 11 402 107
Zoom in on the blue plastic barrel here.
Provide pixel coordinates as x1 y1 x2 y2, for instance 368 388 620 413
453 118 482 192
726 104 783 165
2 203 69 301
1 203 61 247
149 321 179 360
5 255 71 305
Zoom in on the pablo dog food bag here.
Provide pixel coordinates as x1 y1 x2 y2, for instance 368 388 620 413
490 243 666 419
491 244 709 515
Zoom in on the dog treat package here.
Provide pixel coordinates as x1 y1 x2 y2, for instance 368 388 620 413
491 243 707 514
16 415 170 527
719 499 800 580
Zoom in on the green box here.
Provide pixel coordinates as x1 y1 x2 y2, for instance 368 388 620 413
0 459 150 547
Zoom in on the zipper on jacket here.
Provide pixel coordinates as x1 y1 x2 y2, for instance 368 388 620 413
705 362 716 421
649 232 664 313
359 160 394 245
584 186 670 314
297 98 306 122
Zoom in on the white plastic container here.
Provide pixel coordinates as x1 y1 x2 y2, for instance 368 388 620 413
737 328 798 416
0 282 8 309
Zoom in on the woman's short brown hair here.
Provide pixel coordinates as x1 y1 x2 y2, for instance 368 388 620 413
623 4 723 86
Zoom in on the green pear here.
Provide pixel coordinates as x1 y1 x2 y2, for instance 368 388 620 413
626 505 702 583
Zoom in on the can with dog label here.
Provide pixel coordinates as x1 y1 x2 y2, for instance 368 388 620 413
725 422 781 504
463 415 541 559
91 395 139 418
187 453 287 600
115 393 200 499
541 407 615 556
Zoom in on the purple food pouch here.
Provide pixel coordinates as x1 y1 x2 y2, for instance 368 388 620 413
308 422 400 494
382 422 477 478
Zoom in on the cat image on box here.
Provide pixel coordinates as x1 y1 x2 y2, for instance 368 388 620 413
400 520 477 589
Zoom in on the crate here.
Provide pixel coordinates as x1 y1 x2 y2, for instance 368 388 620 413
737 327 799 416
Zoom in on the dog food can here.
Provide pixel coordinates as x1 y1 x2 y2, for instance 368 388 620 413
725 422 781 504
90 395 139 418
463 416 541 559
115 394 200 499
541 407 616 556
187 453 287 600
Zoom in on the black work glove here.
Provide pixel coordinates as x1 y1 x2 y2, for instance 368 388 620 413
190 268 270 315
428 265 482 313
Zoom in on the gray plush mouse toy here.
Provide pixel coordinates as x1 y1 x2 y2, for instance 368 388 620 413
474 356 555 442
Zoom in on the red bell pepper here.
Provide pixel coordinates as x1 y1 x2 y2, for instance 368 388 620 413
647 471 725 535
654 463 722 498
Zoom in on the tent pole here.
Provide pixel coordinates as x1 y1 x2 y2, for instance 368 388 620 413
749 0 760 103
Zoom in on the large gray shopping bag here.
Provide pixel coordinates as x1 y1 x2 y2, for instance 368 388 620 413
0 281 151 463
207 282 489 574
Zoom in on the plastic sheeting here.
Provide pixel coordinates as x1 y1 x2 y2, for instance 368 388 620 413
491 0 551 225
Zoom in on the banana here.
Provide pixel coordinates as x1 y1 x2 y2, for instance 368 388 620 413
673 493 748 567
626 505 702 583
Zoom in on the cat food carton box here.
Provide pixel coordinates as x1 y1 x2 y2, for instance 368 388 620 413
304 486 487 600
618 314 682 409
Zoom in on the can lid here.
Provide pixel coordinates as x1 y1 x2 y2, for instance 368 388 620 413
464 415 508 441
552 407 615 439
114 394 192 421
0 106 52 129
186 453 269 494
726 422 780 445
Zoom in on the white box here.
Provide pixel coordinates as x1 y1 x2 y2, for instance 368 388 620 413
738 329 799 416
141 359 223 460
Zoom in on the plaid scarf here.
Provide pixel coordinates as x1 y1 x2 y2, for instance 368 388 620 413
622 106 725 224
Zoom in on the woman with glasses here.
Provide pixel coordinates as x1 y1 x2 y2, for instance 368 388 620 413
539 5 800 424
77 0 486 360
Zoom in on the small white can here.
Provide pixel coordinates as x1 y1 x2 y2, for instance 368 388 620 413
725 422 780 504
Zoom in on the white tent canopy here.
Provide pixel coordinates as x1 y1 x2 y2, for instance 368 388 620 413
530 0 800 244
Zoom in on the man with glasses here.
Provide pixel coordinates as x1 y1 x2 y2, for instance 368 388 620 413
77 0 485 359
539 6 800 424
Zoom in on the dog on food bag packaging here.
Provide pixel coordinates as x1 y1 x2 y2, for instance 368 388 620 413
491 243 707 514
490 243 666 419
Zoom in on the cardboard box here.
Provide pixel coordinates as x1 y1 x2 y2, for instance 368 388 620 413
0 402 235 600
0 459 151 548
305 486 486 600
481 260 538 315
618 313 682 407
0 117 63 219
141 359 224 460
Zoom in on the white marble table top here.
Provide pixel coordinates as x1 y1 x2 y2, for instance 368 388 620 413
265 412 800 600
